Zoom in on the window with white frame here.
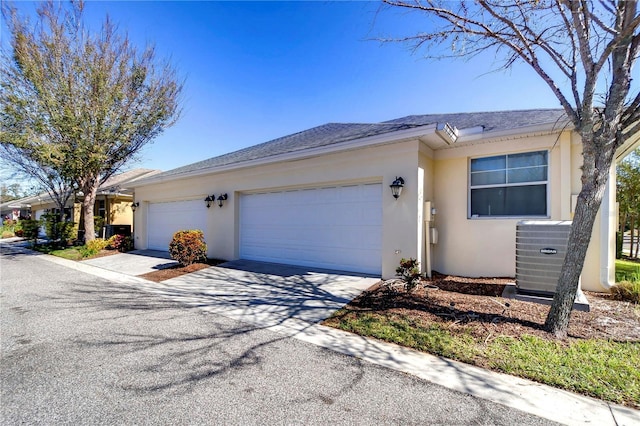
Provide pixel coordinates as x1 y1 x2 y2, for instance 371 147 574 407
469 150 548 217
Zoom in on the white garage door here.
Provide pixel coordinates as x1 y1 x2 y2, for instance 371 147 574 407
240 183 382 275
147 200 207 251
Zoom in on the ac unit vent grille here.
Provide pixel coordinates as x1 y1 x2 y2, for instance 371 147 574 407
515 221 572 296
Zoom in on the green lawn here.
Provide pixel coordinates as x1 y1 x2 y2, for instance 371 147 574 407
327 311 640 408
616 258 640 283
31 244 85 260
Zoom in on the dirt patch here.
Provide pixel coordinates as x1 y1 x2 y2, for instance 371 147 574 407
138 259 224 282
328 273 640 342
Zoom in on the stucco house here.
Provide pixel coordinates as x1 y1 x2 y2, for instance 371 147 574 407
2 168 160 237
130 109 640 293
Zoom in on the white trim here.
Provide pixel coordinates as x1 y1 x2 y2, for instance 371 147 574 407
458 121 571 144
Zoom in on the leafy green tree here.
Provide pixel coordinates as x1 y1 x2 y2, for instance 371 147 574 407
0 1 182 240
0 182 25 203
382 0 640 337
617 148 640 258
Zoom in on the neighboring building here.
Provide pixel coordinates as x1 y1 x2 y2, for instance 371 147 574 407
1 168 160 237
129 109 640 292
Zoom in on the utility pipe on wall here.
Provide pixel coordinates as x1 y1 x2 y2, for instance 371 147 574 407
424 201 436 278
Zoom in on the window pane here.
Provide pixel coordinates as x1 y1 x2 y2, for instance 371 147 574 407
471 170 506 186
508 151 547 168
470 187 507 216
505 185 547 215
471 155 506 172
471 184 546 216
507 166 547 183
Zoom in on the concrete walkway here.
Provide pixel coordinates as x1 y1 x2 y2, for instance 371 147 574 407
81 249 178 275
2 240 639 425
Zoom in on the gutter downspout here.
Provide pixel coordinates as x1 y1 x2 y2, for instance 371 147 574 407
600 164 616 291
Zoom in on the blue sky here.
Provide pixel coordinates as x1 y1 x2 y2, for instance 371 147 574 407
5 1 562 174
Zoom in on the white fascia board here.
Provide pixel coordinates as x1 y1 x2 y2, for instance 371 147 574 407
129 123 439 187
96 192 132 197
456 120 573 144
616 131 640 161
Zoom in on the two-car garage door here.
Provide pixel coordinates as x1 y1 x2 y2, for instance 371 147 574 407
240 183 382 275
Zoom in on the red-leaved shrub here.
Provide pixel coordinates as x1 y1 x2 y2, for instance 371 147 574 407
169 230 207 266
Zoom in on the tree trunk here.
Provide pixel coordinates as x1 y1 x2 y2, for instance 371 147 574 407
619 213 627 235
630 216 635 258
629 216 640 258
544 136 615 339
81 177 99 242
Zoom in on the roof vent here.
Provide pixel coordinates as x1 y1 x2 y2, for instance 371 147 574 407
436 122 458 144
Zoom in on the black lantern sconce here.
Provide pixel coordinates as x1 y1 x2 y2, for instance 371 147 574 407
131 202 140 212
390 177 405 199
204 195 215 209
217 193 228 208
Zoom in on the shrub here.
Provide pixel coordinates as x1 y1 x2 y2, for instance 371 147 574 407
396 257 422 292
169 230 207 266
1 230 14 239
79 245 98 258
86 238 109 253
19 219 40 242
94 216 105 231
14 229 24 237
107 234 133 252
610 281 640 304
80 239 110 258
41 213 76 245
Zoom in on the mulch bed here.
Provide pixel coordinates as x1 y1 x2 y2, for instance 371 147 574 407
330 272 640 342
138 258 224 282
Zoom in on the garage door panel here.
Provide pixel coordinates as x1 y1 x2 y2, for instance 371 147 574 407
147 200 207 251
240 183 382 274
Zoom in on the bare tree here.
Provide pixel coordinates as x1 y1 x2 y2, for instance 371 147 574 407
0 1 182 241
381 0 640 338
0 154 74 220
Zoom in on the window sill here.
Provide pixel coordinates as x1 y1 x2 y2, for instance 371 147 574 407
468 215 550 220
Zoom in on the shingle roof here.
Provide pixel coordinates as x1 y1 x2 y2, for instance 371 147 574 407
150 108 567 180
384 109 568 132
156 122 420 179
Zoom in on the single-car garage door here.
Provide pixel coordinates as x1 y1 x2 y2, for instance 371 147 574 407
147 200 207 251
240 183 382 274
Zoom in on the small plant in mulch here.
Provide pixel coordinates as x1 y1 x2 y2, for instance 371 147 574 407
395 257 422 292
610 281 640 304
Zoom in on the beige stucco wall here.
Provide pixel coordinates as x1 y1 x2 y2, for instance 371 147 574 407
108 198 133 225
430 131 610 292
134 140 423 279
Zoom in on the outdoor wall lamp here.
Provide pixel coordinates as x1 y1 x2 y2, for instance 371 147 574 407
390 177 405 199
217 193 228 208
131 202 140 212
204 195 215 209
